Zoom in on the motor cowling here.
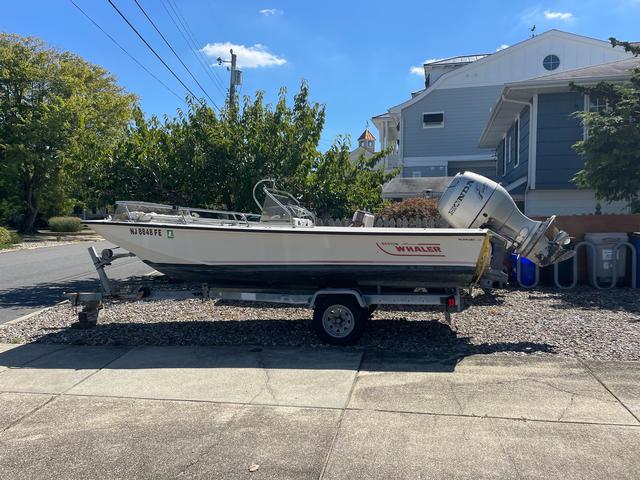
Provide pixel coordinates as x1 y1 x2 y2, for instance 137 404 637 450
437 172 574 267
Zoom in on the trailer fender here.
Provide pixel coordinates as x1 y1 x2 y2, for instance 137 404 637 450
309 289 367 309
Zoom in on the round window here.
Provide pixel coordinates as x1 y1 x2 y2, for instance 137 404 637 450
543 54 560 71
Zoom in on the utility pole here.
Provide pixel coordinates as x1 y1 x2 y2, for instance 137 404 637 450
217 49 241 106
229 49 237 105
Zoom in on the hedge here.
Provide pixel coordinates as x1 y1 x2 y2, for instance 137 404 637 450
0 227 20 247
48 216 83 232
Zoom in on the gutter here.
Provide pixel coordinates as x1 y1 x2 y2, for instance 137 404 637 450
479 90 532 148
503 74 631 90
500 94 532 107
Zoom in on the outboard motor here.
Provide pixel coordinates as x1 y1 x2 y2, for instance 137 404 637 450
438 172 574 267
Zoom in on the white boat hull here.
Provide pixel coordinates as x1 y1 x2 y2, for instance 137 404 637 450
87 221 489 289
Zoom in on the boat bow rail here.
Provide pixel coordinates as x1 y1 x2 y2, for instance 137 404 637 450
112 201 258 226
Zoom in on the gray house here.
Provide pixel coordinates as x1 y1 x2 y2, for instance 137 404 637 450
373 30 633 199
479 57 640 216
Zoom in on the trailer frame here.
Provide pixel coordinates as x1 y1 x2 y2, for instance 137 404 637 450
76 246 463 344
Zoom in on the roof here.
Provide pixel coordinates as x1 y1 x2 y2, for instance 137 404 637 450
479 56 640 148
357 128 376 141
508 56 640 86
382 177 454 196
389 29 631 114
425 54 489 66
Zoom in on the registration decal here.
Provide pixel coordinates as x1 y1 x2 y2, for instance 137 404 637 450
129 227 163 237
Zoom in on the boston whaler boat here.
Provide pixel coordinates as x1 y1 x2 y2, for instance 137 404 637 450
85 172 573 344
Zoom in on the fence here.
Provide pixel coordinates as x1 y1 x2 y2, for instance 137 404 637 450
316 216 446 228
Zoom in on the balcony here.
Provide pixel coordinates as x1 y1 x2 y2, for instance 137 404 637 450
384 153 401 171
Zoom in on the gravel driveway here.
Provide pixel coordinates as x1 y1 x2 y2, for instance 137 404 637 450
1 282 638 361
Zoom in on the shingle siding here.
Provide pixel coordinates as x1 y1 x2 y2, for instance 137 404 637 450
447 160 496 178
402 85 504 158
518 105 530 166
535 92 585 189
402 165 447 177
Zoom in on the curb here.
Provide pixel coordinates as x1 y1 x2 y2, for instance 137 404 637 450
1 301 69 327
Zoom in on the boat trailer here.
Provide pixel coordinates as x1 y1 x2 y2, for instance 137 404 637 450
67 246 463 344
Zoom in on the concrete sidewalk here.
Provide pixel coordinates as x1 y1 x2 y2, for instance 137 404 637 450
0 343 638 479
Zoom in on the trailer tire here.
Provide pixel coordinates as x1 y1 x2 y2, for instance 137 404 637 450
312 296 367 346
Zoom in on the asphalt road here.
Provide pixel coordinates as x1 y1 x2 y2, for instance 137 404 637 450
0 241 153 324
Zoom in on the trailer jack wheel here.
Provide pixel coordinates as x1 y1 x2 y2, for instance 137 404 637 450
312 296 367 346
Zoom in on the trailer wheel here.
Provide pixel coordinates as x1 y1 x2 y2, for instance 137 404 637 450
313 296 367 346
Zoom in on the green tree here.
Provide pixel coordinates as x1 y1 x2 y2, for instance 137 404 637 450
0 33 136 232
571 38 640 212
304 138 396 218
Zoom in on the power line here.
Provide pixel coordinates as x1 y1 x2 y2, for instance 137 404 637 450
131 0 219 109
160 0 227 96
68 0 186 105
163 0 227 94
106 0 205 107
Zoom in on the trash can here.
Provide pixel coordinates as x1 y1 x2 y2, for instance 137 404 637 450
510 253 537 287
584 232 628 285
629 232 640 287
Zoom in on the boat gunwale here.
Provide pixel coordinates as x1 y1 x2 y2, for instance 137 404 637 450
84 220 490 236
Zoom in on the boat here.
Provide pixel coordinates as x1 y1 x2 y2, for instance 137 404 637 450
85 173 573 292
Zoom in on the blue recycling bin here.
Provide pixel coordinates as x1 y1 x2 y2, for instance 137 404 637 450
629 232 640 287
510 253 537 287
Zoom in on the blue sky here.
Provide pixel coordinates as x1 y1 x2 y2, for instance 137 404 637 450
2 0 639 150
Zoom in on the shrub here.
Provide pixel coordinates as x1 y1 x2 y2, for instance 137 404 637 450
377 197 442 220
0 227 11 245
0 227 20 247
48 216 82 232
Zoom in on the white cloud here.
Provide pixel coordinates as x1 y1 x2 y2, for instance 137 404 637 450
409 58 441 75
259 8 283 16
201 42 286 68
520 7 576 25
496 44 509 52
543 10 574 20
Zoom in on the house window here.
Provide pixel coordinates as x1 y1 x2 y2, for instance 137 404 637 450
412 171 422 178
514 119 520 167
507 134 512 165
584 95 610 140
589 96 608 113
422 112 444 128
543 54 560 71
